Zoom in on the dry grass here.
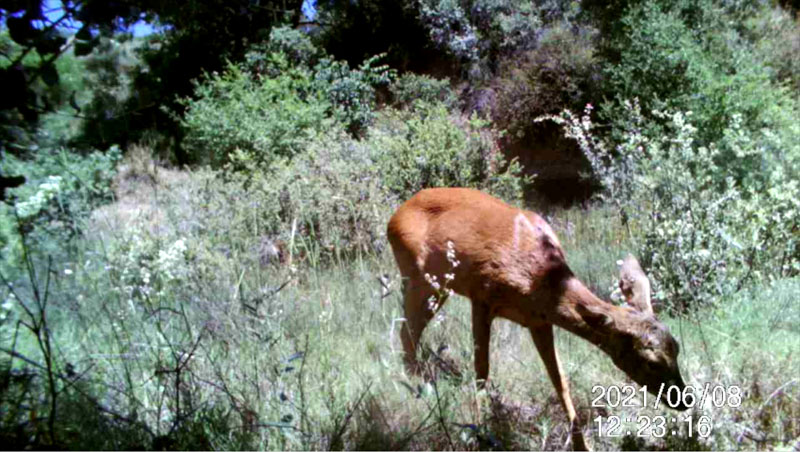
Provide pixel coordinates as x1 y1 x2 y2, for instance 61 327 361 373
90 148 210 239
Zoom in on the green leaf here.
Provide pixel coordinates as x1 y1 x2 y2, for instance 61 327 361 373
41 64 59 86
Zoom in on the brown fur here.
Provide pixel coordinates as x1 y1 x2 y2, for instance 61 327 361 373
388 188 687 451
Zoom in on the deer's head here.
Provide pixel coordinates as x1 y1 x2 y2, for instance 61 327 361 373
613 312 686 408
579 256 688 409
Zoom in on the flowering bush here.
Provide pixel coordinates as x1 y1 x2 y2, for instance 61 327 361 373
109 231 190 307
14 176 63 219
0 147 120 275
543 101 799 309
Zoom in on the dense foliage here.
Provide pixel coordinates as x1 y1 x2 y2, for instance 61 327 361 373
1 0 304 168
544 102 798 310
180 26 394 168
0 146 119 276
552 0 800 310
1 0 799 449
193 101 526 262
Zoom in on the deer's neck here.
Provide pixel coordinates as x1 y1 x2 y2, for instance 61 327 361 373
551 277 633 351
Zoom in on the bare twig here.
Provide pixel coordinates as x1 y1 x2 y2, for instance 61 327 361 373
0 347 154 437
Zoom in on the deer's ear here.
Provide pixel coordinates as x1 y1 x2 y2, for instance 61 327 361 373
618 254 654 315
635 292 654 315
577 304 614 329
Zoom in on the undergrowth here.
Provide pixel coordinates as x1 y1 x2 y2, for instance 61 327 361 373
1 161 797 450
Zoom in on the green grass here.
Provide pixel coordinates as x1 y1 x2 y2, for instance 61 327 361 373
1 165 798 450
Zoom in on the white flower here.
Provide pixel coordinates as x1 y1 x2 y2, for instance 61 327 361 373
64 269 73 276
445 241 460 267
424 273 441 290
427 295 438 312
15 175 63 218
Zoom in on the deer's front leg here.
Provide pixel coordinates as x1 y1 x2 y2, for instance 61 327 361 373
530 325 589 451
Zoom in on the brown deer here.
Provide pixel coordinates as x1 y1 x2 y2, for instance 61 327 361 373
387 188 688 450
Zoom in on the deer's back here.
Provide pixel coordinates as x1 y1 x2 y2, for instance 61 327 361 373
387 188 570 299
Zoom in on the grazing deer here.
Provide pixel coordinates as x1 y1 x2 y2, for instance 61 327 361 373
387 188 688 450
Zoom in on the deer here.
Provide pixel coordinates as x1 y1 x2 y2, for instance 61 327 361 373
387 188 688 450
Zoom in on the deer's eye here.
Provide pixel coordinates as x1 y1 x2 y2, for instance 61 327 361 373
642 333 660 350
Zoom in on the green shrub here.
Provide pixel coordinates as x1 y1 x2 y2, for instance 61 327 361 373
418 0 546 76
181 27 394 168
417 0 589 83
201 100 529 265
543 102 799 310
247 27 397 135
739 2 800 96
0 146 120 275
0 30 92 153
73 35 142 151
418 0 480 66
246 26 322 72
181 24 526 264
605 2 704 98
593 1 800 280
225 127 394 262
180 60 332 169
390 73 456 109
369 101 529 204
601 0 800 170
495 22 598 139
313 54 394 136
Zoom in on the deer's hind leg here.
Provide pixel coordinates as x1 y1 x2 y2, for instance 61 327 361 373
470 299 493 386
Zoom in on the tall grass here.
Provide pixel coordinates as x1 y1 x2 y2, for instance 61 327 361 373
1 162 797 450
